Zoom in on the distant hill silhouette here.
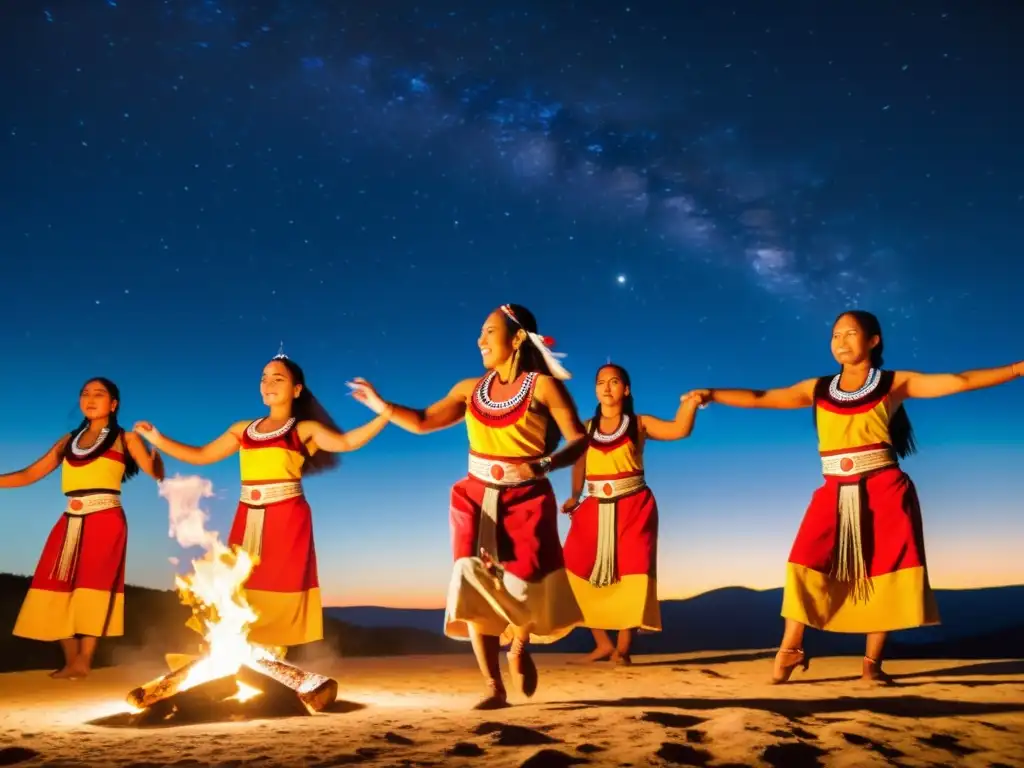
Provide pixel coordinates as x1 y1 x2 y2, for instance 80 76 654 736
329 584 1024 658
2 573 1021 673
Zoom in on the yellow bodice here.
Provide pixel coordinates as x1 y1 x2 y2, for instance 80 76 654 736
814 369 895 453
238 418 308 482
464 372 548 458
584 415 644 477
61 430 126 494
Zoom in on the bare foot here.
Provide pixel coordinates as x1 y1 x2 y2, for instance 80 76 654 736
571 646 615 664
473 680 509 710
50 665 88 680
611 652 632 666
508 643 538 698
861 656 894 686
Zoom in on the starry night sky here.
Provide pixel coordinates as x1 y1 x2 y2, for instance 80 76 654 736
1 0 1021 607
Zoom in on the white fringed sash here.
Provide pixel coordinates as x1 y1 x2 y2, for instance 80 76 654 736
52 493 121 582
821 448 896 601
583 474 647 587
238 481 303 559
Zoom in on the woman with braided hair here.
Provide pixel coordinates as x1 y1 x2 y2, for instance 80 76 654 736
348 303 587 709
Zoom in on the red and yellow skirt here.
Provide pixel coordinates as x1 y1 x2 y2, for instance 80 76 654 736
445 456 582 644
563 473 661 632
229 486 322 647
14 494 126 641
782 450 940 633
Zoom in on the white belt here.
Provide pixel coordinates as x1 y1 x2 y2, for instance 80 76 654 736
586 473 647 500
239 481 303 559
467 454 539 562
64 492 121 516
821 448 895 477
468 454 535 487
239 481 303 506
584 476 645 588
53 492 122 583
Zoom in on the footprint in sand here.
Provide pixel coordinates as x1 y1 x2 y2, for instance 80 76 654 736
447 742 485 757
770 727 817 740
654 741 713 766
640 711 707 729
474 722 559 746
519 748 588 767
918 733 977 757
0 748 41 767
762 741 828 768
840 731 904 760
380 731 415 745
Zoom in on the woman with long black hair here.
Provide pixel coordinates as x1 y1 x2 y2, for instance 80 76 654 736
347 304 588 709
561 363 701 665
688 310 1022 684
134 352 391 650
1 377 164 679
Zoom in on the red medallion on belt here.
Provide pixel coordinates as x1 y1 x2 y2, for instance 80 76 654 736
70 499 84 511
250 489 262 502
490 464 505 481
839 457 854 472
602 483 613 497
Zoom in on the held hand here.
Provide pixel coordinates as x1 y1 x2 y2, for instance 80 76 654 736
133 421 161 443
682 389 711 408
345 378 387 415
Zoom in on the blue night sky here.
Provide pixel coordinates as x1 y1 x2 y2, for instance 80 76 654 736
1 1 1021 607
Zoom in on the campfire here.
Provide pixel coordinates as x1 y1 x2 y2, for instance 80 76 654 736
122 476 338 725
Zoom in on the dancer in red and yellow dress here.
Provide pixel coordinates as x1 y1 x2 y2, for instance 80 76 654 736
134 353 391 650
348 304 588 709
1 378 164 679
561 364 702 665
688 311 1023 684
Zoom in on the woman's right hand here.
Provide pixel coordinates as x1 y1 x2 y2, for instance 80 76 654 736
561 496 580 516
345 378 388 414
133 421 161 443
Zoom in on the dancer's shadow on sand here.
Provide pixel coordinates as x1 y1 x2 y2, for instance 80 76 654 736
86 697 367 729
625 650 777 667
786 658 1024 686
547 694 1024 720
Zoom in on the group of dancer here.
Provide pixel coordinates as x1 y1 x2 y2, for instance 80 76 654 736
1 304 1020 708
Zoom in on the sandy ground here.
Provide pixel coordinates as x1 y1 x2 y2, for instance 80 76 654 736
0 650 1022 767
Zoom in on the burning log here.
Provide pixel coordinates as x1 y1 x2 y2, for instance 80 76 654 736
125 654 337 719
239 657 338 713
127 658 203 710
141 675 239 724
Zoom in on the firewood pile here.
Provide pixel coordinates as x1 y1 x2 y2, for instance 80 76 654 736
124 654 338 724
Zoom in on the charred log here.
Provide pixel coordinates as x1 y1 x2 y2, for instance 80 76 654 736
241 657 338 713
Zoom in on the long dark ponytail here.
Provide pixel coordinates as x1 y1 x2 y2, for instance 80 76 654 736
64 377 140 481
589 363 640 444
839 310 917 459
273 357 342 475
501 303 567 454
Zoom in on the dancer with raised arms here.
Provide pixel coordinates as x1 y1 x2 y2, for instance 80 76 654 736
1 377 164 679
133 352 391 653
347 304 587 709
686 310 1022 684
562 363 702 665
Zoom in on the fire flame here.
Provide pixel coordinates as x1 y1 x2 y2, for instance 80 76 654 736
159 475 268 699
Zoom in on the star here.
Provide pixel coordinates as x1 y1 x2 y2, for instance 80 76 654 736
616 274 627 285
